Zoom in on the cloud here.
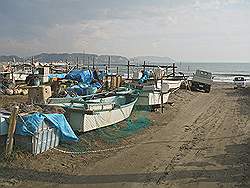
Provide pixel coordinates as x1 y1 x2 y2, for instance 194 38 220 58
0 0 249 61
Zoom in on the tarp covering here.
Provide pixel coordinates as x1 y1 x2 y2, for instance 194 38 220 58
65 70 93 83
16 113 78 142
48 73 66 79
138 70 150 84
67 82 102 96
64 69 103 96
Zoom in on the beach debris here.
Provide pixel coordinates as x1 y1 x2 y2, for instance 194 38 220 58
42 106 65 114
5 89 13 95
5 102 43 114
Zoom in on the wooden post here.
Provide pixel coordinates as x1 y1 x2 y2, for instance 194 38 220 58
154 73 158 89
105 65 108 74
111 75 114 90
173 63 175 78
108 56 111 71
66 59 68 72
5 106 19 156
31 56 34 74
87 57 90 69
76 57 79 69
160 76 164 113
127 61 130 79
82 51 85 67
92 57 95 69
116 67 119 75
11 66 15 85
143 61 146 72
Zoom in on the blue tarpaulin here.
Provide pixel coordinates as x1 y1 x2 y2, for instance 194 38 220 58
65 69 103 96
138 70 150 84
16 113 78 142
67 82 102 96
65 70 93 84
48 73 66 79
64 69 103 96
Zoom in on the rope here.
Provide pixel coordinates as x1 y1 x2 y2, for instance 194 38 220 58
170 86 181 94
54 144 134 154
53 133 246 155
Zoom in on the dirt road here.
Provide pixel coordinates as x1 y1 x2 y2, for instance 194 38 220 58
1 83 249 187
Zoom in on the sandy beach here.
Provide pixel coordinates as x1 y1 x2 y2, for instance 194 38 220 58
0 82 249 188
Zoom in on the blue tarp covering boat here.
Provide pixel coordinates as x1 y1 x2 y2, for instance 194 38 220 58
16 113 78 142
65 69 93 83
64 69 103 96
138 70 150 84
48 73 67 79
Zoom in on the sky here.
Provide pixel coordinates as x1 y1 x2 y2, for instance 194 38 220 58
0 0 250 62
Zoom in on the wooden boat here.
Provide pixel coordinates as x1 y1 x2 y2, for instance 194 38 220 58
47 90 138 132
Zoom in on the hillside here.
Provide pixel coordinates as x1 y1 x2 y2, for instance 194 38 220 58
0 53 129 65
0 54 176 66
0 55 24 63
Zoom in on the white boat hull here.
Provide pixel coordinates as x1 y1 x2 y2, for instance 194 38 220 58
65 97 138 132
136 91 170 106
160 80 183 90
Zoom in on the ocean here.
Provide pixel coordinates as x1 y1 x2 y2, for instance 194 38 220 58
177 62 250 83
108 62 250 83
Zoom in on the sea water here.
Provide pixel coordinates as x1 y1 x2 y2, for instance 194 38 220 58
109 62 250 83
177 62 250 83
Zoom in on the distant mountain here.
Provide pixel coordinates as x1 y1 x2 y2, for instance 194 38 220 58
0 53 129 65
97 55 128 65
132 56 176 65
0 55 24 63
0 54 176 66
33 53 98 63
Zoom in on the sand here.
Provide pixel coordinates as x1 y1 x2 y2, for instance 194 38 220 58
0 82 249 188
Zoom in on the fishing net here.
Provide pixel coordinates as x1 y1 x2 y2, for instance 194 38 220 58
95 114 151 144
59 111 151 152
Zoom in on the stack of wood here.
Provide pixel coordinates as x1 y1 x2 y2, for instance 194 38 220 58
104 75 123 90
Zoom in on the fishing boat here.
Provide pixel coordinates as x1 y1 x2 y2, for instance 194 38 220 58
47 86 134 104
136 82 170 106
160 79 183 90
47 89 138 132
